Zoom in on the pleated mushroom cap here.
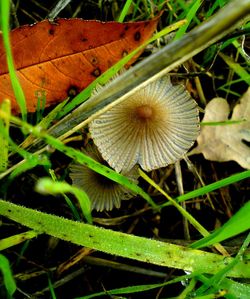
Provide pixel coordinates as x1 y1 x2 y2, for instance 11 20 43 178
89 76 200 173
69 145 138 212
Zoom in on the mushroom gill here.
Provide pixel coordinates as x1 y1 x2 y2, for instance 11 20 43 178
69 144 138 211
89 75 200 173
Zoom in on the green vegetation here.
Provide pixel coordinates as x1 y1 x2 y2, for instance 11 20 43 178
0 0 249 298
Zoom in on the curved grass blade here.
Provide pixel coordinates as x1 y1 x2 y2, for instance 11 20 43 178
0 0 27 120
191 202 250 249
36 177 92 224
0 254 16 297
78 273 196 299
161 170 250 207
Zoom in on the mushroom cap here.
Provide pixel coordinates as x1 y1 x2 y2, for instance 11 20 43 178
69 145 138 211
89 76 200 173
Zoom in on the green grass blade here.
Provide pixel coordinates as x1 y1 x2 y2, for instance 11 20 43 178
0 199 249 278
0 123 51 188
7 154 51 184
48 275 57 299
117 0 133 22
36 177 92 224
197 275 250 299
195 234 250 297
77 273 196 299
20 99 68 150
216 277 250 299
3 134 51 184
0 230 40 251
191 202 250 249
49 169 81 221
0 99 10 172
219 52 250 85
174 0 202 40
160 170 250 206
0 0 27 120
0 254 16 297
201 120 246 126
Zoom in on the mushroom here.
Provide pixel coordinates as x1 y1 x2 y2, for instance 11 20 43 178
89 75 200 173
69 144 139 211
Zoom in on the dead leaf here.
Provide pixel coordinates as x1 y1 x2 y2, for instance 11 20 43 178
190 88 250 169
0 17 159 113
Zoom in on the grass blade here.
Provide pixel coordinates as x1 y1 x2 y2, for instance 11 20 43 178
78 273 196 299
0 199 249 278
0 99 10 172
139 169 228 256
219 52 250 85
0 0 27 120
36 177 92 224
174 0 202 40
191 202 250 249
0 230 40 251
117 0 133 22
161 170 250 206
0 254 16 297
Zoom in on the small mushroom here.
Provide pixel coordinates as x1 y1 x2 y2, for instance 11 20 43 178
69 144 138 211
89 75 200 173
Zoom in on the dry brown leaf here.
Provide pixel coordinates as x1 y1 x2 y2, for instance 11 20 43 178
190 88 250 169
0 17 160 113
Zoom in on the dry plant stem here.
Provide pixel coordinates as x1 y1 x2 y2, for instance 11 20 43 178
48 0 250 142
175 161 190 240
184 156 215 210
47 0 72 19
139 169 229 257
32 267 87 297
57 247 94 274
82 256 167 278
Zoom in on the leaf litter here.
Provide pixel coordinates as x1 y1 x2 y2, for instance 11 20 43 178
190 88 250 169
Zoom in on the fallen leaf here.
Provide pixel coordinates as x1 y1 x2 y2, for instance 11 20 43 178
190 88 250 169
0 17 159 113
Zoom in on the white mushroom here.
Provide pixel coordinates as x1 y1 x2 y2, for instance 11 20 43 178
89 76 200 173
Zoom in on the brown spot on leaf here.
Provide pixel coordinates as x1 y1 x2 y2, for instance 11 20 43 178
91 68 101 77
122 50 128 57
90 56 99 65
120 32 126 38
67 85 79 97
48 28 55 35
134 31 141 41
